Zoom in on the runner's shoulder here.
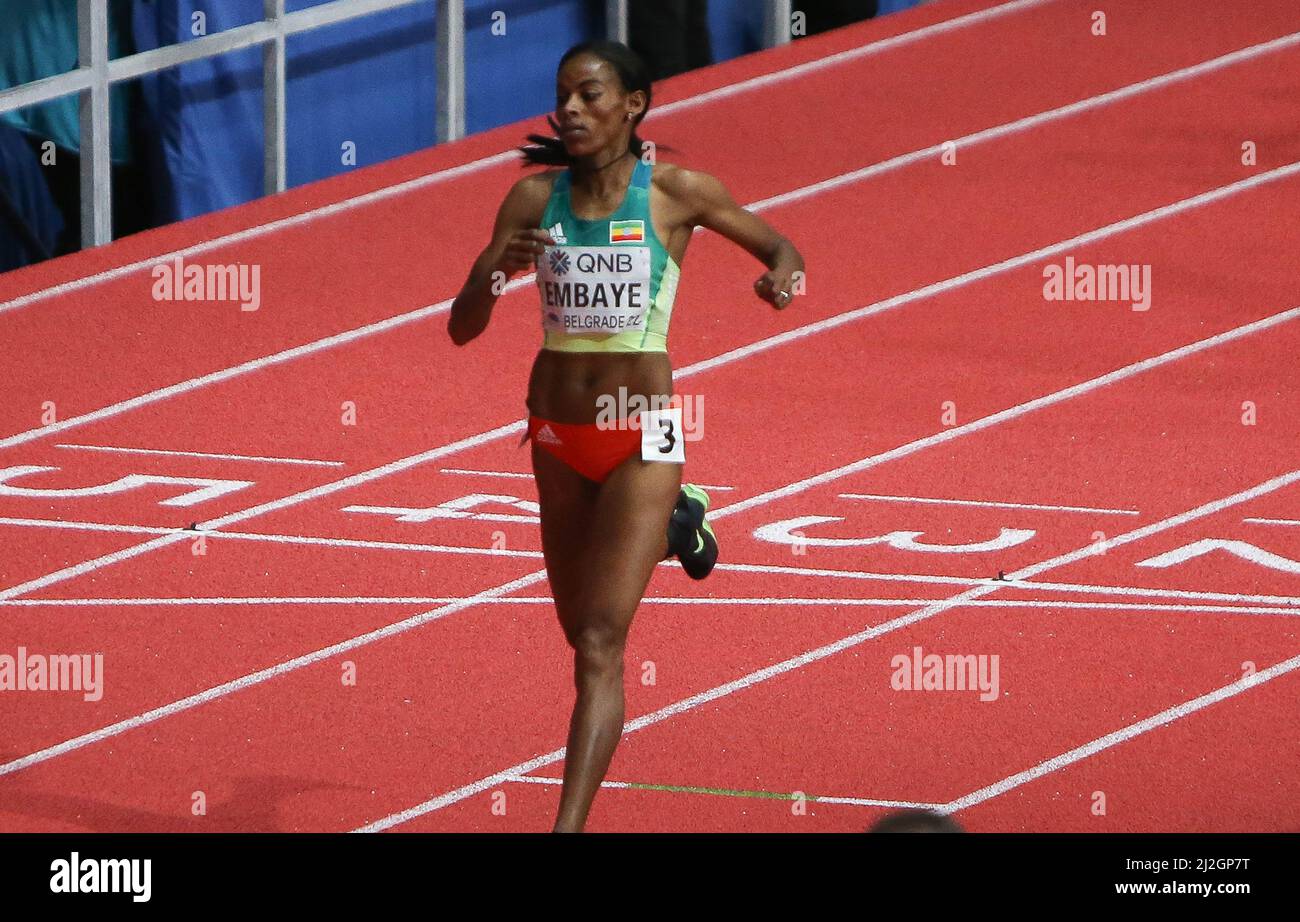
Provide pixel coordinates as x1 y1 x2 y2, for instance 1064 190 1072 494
651 162 731 210
501 168 562 224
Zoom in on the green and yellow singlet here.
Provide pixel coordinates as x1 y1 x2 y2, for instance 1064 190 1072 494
536 157 681 353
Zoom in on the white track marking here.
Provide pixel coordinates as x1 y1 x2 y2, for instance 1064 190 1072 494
0 517 174 537
0 0 1052 314
838 492 1139 515
5 516 1299 607
742 28 1300 215
7 46 1300 452
0 515 545 558
0 419 527 600
439 468 533 479
718 561 1300 606
940 652 1300 814
7 63 1300 779
505 774 944 810
658 0 1053 116
5 595 1298 618
54 443 343 467
790 795 941 810
8 174 1300 600
0 568 552 779
5 306 1294 785
213 528 541 557
0 296 469 450
9 314 1297 784
682 162 1300 389
709 303 1300 523
1244 517 1300 527
356 464 1300 831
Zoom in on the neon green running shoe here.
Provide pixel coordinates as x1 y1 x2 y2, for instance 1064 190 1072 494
667 484 718 580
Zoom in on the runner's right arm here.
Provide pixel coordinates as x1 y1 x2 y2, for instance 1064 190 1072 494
448 175 555 345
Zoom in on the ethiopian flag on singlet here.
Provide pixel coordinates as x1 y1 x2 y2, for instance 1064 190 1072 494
609 219 645 243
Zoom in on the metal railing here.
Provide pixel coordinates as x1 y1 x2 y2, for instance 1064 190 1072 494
0 0 795 251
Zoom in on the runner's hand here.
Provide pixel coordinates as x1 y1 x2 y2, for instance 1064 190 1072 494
754 270 795 310
498 229 556 276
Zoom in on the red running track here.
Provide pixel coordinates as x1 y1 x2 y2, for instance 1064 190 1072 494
1 0 1298 832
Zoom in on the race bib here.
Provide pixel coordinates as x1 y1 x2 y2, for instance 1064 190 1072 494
537 245 651 334
640 406 686 464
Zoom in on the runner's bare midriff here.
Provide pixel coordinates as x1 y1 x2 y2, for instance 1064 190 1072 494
527 349 672 422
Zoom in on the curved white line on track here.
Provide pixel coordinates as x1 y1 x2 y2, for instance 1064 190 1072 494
8 294 1300 611
355 464 1300 831
4 305 1297 784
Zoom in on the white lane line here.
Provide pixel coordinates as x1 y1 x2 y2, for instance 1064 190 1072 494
0 296 468 451
504 774 945 810
684 164 1300 396
0 517 174 537
708 302 1300 523
0 568 552 779
5 517 1298 608
650 0 1053 116
10 298 1300 605
5 595 1298 618
839 492 1139 515
940 651 1300 815
7 39 1300 452
742 27 1300 215
5 301 1291 784
0 0 1051 313
0 515 545 559
718 561 1300 607
64 161 1295 585
13 192 1296 604
355 464 1300 832
1243 517 1300 527
55 442 344 467
439 468 532 479
0 419 529 600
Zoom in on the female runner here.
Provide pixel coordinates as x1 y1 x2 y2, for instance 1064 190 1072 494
449 41 803 832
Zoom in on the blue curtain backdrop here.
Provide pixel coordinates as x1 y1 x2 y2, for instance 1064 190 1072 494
130 0 924 223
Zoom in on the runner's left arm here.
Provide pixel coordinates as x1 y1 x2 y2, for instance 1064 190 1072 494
672 169 805 310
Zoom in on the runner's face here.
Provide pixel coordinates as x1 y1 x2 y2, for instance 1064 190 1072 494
554 55 641 157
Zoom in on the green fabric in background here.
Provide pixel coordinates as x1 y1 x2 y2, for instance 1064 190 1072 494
0 0 136 162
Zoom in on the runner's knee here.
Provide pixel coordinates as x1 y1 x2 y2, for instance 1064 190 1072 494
569 620 626 677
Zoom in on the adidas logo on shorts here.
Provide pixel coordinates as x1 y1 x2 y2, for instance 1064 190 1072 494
535 424 562 445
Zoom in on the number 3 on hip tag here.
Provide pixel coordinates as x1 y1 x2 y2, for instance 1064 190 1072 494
640 407 686 463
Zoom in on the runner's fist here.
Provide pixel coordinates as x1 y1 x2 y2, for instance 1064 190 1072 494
754 270 795 309
499 229 557 276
